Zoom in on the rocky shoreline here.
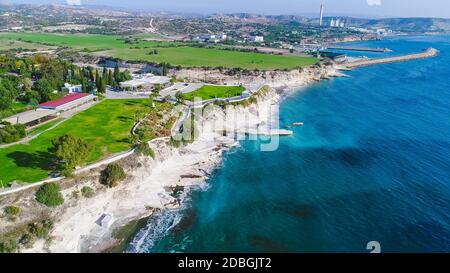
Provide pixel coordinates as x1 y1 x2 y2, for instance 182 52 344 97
0 64 338 253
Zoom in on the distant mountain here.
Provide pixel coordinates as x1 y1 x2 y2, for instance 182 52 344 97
218 13 450 33
343 17 450 33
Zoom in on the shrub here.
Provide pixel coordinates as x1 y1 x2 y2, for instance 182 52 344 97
0 122 26 144
71 190 80 199
81 186 94 198
0 239 17 253
35 183 64 207
135 143 155 158
28 219 54 239
100 163 126 188
4 206 20 216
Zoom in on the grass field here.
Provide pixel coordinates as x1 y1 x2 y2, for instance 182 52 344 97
0 99 151 185
0 39 54 51
27 119 62 137
0 32 318 70
181 85 246 101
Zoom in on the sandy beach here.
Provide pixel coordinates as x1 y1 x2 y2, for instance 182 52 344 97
15 65 337 253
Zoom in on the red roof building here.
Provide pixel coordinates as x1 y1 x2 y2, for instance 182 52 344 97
39 93 94 111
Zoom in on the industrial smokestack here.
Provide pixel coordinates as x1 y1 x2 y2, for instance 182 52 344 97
319 3 324 26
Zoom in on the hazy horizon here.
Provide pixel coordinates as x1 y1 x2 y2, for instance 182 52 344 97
2 0 450 19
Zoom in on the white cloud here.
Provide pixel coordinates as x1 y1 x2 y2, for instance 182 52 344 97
66 0 82 5
367 0 382 6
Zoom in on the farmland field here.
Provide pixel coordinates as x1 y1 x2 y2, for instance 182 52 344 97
0 99 151 185
0 32 318 70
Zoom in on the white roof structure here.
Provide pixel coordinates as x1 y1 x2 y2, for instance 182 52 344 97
120 74 171 89
2 109 57 125
97 213 114 228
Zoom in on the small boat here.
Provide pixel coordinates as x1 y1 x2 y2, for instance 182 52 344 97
293 122 304 127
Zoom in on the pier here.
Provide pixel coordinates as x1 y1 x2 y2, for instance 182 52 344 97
343 48 439 69
326 46 392 53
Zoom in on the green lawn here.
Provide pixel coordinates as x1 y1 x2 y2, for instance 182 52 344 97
27 119 62 137
181 85 246 101
0 32 318 70
0 99 151 185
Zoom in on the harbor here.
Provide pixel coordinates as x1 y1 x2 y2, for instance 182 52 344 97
326 45 392 53
343 47 439 68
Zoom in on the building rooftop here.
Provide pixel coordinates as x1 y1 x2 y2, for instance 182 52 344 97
2 109 57 125
39 93 91 109
120 74 171 88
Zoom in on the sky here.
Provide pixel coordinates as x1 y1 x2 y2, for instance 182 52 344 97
4 0 450 18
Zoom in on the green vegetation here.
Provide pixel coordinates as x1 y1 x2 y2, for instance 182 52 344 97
81 186 94 198
0 33 318 70
0 99 152 185
181 85 246 101
51 134 93 175
4 205 21 216
0 102 30 119
27 119 61 137
110 216 151 253
100 163 126 188
135 142 155 158
0 218 54 253
0 39 54 51
35 183 64 207
0 122 26 144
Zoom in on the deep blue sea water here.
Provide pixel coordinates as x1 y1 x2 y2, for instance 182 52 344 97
131 35 450 253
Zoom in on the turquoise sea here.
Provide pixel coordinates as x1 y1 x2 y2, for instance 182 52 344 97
129 35 450 253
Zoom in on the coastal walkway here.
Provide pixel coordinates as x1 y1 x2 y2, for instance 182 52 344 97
343 48 439 69
0 135 170 197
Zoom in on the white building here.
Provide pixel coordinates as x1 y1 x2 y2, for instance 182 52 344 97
251 36 264 43
97 214 114 228
62 83 82 93
194 34 227 43
120 73 171 91
330 19 336 27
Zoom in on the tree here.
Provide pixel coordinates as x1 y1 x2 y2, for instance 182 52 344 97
113 63 120 85
35 183 64 207
162 62 168 76
102 66 107 80
0 122 26 144
95 69 101 92
108 70 113 86
100 77 107 93
175 91 184 103
153 83 161 96
51 134 93 172
170 76 176 85
0 78 18 110
100 163 126 188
